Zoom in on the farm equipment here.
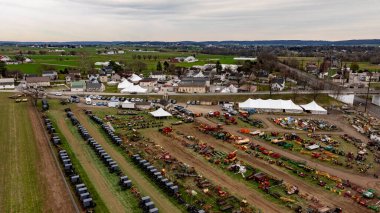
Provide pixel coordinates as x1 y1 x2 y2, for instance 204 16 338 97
227 150 237 162
159 127 173 134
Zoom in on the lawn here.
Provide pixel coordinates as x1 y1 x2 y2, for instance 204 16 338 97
0 93 44 212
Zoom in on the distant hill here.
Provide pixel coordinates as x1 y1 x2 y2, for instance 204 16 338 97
1 40 380 46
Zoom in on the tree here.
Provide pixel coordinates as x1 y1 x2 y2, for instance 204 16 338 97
163 61 169 71
14 55 25 62
109 61 122 73
78 52 94 75
156 61 163 71
0 61 7 77
350 62 359 72
127 61 147 73
216 61 222 74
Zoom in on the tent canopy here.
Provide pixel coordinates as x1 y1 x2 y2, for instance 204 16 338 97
117 80 133 89
239 98 303 112
129 74 142 82
300 101 327 114
150 108 172 117
120 84 147 93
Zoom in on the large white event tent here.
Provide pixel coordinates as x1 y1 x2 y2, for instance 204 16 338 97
117 80 148 93
117 80 133 89
150 108 172 118
129 74 142 83
120 85 147 93
239 98 303 113
300 101 327 114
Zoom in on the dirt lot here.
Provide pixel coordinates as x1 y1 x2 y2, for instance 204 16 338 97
175 124 364 212
73 108 182 213
141 129 284 212
28 103 78 213
197 117 380 192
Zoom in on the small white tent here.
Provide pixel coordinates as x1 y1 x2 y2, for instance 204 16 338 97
150 108 172 118
221 85 238 93
300 101 327 114
121 100 135 109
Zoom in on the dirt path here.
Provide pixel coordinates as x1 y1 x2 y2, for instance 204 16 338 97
197 117 380 192
145 130 284 213
28 103 78 213
73 109 182 213
56 114 126 213
175 125 364 212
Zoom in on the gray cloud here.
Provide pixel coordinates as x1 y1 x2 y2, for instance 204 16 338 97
0 0 379 41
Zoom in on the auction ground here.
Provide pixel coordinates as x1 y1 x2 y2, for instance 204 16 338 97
0 93 75 212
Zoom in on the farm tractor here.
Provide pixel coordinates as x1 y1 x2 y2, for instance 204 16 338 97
159 127 173 134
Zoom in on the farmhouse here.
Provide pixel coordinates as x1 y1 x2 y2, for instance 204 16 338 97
139 78 158 88
25 76 51 87
71 80 86 92
99 74 108 83
42 71 58 80
177 81 207 93
111 73 121 82
271 77 285 91
0 78 15 89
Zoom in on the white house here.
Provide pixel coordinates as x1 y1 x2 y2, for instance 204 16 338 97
271 78 286 91
184 56 198 63
0 78 15 89
25 77 51 87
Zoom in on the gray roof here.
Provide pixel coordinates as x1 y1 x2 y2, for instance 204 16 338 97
86 82 102 89
25 76 51 83
178 81 206 87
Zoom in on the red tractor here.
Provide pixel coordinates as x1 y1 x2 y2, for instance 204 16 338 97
159 127 173 134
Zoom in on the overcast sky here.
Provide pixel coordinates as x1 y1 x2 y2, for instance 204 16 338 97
0 0 379 41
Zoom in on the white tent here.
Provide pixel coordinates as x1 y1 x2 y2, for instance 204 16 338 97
121 100 135 109
107 80 118 86
108 101 119 108
129 74 142 83
194 71 205 78
300 101 327 114
150 108 172 118
117 80 133 89
221 85 238 93
120 85 147 93
239 98 303 113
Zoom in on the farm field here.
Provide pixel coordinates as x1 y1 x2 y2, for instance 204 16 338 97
0 93 75 212
279 56 380 72
2 47 239 76
48 106 140 213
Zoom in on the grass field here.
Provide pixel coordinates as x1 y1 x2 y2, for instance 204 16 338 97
46 113 110 213
47 101 143 212
2 47 239 76
0 93 44 212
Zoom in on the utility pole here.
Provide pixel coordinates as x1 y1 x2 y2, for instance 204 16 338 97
364 73 372 113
